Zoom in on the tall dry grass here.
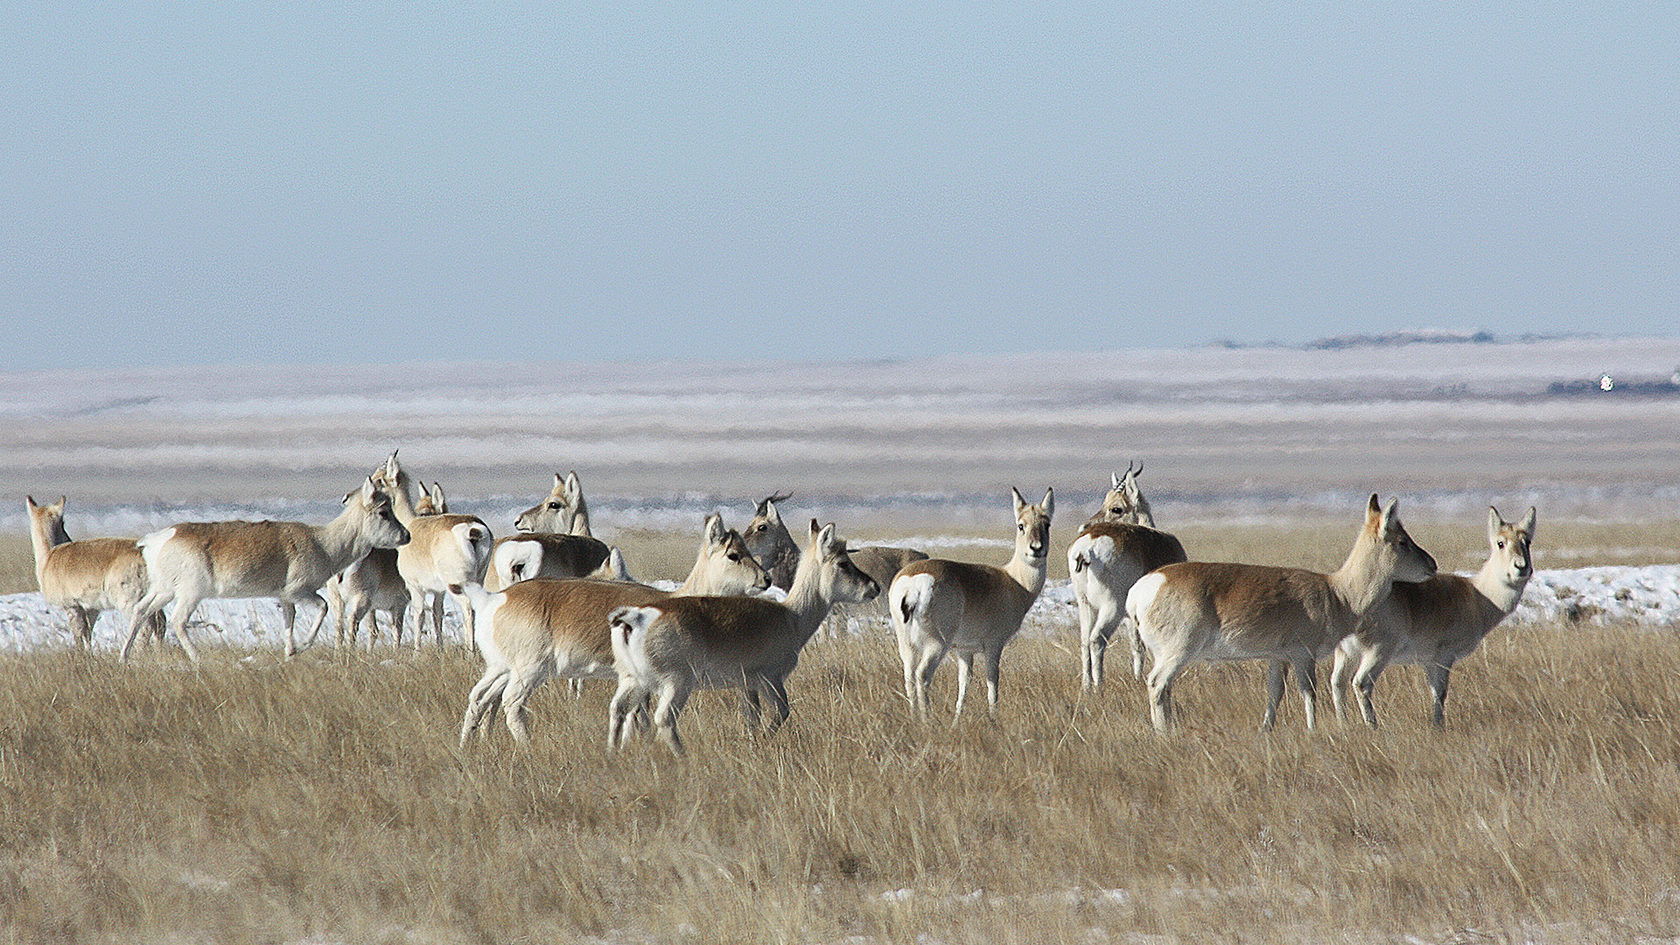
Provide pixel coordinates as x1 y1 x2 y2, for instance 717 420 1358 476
3 616 1678 944
0 536 33 596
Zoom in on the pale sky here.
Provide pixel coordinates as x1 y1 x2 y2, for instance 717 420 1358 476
3 3 1676 370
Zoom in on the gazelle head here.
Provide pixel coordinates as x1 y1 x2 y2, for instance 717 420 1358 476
350 477 411 549
415 481 448 516
802 518 879 604
514 473 570 533
1012 487 1055 563
1362 494 1436 584
372 451 416 507
694 512 773 594
1095 462 1155 527
743 491 795 564
1487 506 1538 587
25 495 73 546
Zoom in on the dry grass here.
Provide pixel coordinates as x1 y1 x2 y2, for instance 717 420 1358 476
3 618 1679 945
0 536 33 596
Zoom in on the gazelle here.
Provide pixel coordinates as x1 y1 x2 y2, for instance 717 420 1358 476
1069 465 1186 687
1331 506 1537 727
26 496 165 648
1068 519 1188 688
456 513 771 744
890 488 1055 721
606 519 879 755
741 492 800 589
324 479 452 649
127 478 410 661
1126 495 1436 732
743 493 930 603
513 471 592 537
372 452 494 648
1088 462 1156 527
486 533 611 591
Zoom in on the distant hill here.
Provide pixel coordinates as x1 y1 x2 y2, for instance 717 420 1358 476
1305 329 1496 350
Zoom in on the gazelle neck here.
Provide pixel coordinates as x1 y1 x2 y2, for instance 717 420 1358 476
1472 557 1530 615
315 504 381 575
1327 530 1393 617
1004 547 1050 599
784 556 836 640
28 514 69 583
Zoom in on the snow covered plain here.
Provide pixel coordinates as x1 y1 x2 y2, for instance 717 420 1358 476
3 334 1678 650
3 563 1677 654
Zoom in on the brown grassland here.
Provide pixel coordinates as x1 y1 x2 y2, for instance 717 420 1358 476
3 521 1680 943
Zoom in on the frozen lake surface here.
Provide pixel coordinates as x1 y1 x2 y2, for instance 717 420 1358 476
3 335 1680 539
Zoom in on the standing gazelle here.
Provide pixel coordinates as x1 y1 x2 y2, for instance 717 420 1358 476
1068 519 1187 688
890 488 1055 721
26 496 165 648
1068 466 1187 688
606 519 879 755
1331 506 1537 727
128 478 410 661
455 513 771 744
1127 495 1436 732
373 453 494 648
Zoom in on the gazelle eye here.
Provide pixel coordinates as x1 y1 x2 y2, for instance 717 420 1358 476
548 502 562 510
1497 540 1506 549
727 553 741 562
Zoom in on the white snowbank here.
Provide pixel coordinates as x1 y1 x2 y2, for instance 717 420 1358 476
4 565 1673 655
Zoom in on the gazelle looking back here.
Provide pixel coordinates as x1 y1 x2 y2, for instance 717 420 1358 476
513 471 592 538
127 478 409 661
1068 466 1188 688
890 488 1055 722
372 452 494 648
1331 506 1536 727
27 496 165 648
1126 495 1436 732
606 519 879 755
742 492 800 590
743 493 929 602
1088 462 1156 528
456 512 771 744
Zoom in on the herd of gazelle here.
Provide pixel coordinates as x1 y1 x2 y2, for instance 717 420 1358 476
25 457 1538 751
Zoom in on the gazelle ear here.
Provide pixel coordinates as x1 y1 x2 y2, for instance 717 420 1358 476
552 472 566 492
1487 507 1503 544
384 451 400 477
1042 487 1055 519
1365 493 1382 525
1379 498 1401 537
808 518 822 546
1111 471 1123 490
703 512 727 547
816 522 838 554
1012 487 1028 515
429 482 446 506
564 471 582 501
25 496 37 510
1520 506 1538 541
361 476 381 504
